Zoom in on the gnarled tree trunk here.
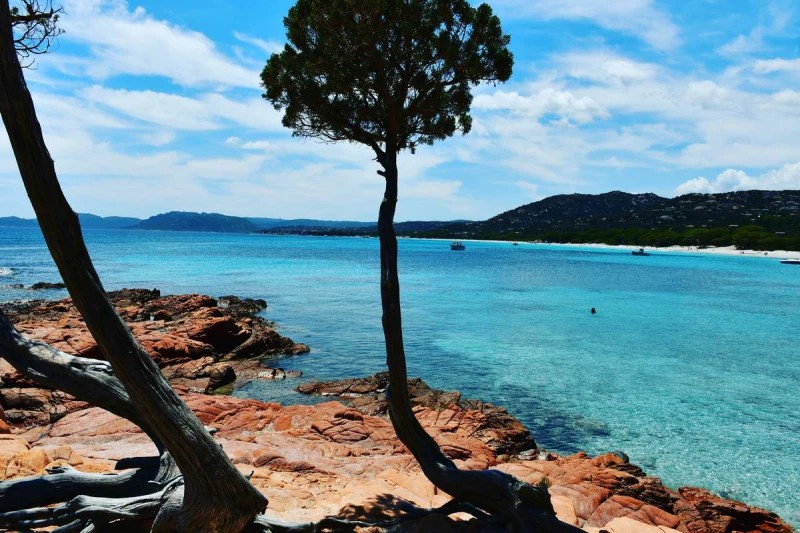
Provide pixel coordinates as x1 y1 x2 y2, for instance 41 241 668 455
0 2 266 530
376 149 582 533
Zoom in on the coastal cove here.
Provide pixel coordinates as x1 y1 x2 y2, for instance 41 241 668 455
0 226 798 527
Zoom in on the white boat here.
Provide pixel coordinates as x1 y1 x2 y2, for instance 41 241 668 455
780 258 800 265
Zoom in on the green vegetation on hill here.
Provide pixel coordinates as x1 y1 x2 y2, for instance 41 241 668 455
257 220 464 236
249 217 373 229
132 212 257 233
0 213 141 229
417 190 800 251
77 213 142 229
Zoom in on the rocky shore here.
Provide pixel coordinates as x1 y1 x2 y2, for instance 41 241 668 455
0 288 308 428
0 291 792 532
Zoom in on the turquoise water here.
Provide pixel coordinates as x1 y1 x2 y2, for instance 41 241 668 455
1 226 798 525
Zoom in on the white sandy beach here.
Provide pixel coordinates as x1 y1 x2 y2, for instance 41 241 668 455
431 238 800 261
558 242 800 260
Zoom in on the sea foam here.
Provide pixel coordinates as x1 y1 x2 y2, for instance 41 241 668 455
0 267 14 277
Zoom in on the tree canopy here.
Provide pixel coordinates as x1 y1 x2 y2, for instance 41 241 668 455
261 0 512 155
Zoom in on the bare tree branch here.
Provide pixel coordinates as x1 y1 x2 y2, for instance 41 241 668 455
10 0 63 67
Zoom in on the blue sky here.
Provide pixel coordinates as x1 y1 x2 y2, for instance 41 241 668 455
3 0 800 221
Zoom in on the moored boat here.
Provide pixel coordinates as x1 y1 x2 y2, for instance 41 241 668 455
780 258 800 264
631 248 650 256
450 241 465 251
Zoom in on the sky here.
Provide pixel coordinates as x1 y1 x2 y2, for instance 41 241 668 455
2 0 800 221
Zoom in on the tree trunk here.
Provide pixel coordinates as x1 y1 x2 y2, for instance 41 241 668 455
376 151 582 532
0 2 266 530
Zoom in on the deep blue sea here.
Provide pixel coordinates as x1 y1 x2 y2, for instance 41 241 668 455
1 226 798 525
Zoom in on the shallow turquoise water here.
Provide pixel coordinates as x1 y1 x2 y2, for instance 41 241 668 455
1 226 798 525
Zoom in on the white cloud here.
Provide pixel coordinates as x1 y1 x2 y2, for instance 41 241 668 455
753 58 800 75
772 90 800 106
557 52 660 85
241 140 273 151
80 86 284 132
59 0 258 88
233 32 284 55
31 92 129 131
84 86 220 130
685 81 734 109
717 27 765 56
516 181 541 199
675 177 715 195
473 88 608 124
141 130 176 146
491 0 680 49
403 179 462 200
200 94 284 131
675 163 800 195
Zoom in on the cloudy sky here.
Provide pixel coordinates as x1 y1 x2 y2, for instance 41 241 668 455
2 0 800 221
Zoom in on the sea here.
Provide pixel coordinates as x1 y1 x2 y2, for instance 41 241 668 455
1 226 798 526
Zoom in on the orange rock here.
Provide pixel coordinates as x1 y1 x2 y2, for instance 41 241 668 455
0 290 307 431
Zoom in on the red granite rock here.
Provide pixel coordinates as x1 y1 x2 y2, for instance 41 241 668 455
0 391 790 532
674 487 790 533
298 372 537 456
0 290 308 419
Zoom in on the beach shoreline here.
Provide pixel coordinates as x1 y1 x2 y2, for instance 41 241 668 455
427 237 800 260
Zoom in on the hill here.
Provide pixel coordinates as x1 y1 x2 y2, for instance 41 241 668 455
132 212 257 233
77 213 141 229
258 220 464 236
0 216 37 227
0 213 371 232
0 214 141 229
248 217 373 230
418 190 800 250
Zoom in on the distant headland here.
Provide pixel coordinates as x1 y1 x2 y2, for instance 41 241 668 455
1 190 798 251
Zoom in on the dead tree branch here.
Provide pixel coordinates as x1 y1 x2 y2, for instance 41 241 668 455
10 0 63 67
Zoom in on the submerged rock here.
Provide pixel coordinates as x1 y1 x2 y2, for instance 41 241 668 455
28 282 66 290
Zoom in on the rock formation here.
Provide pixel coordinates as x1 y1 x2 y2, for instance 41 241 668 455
0 289 308 427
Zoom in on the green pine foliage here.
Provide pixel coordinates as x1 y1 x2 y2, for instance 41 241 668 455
261 0 512 154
